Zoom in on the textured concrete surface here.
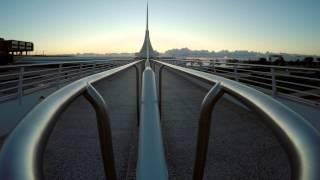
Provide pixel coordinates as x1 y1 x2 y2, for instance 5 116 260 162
0 86 58 136
44 67 139 180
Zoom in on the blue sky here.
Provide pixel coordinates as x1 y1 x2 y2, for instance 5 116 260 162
1 0 319 55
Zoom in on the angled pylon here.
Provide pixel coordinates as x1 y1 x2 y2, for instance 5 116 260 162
139 3 156 59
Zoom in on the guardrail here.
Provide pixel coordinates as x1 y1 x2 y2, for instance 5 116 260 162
1 58 319 179
0 60 133 103
165 59 320 106
136 60 168 180
153 60 320 180
0 60 142 180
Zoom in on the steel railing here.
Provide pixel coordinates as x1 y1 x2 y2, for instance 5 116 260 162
136 60 168 180
153 60 320 180
0 59 134 103
164 59 320 107
1 58 319 180
0 60 142 180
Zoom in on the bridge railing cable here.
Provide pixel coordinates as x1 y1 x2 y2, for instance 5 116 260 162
0 60 142 180
153 60 320 180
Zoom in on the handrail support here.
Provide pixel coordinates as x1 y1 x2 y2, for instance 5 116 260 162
192 82 224 180
18 67 24 104
133 65 141 126
84 83 117 180
158 65 165 116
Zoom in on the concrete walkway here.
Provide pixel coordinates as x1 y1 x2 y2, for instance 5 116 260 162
155 66 290 180
44 67 139 180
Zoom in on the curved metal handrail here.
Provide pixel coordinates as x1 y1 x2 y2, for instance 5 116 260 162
0 60 133 103
154 60 320 180
0 59 133 69
166 59 320 106
0 60 142 180
168 58 320 71
84 83 117 180
136 60 168 180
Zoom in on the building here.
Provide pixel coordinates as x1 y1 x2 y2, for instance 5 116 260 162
0 38 34 64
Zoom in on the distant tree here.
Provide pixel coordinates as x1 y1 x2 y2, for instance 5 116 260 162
303 56 314 63
229 59 239 63
269 55 284 65
259 57 267 62
316 58 320 62
257 57 267 64
292 59 301 66
274 58 285 65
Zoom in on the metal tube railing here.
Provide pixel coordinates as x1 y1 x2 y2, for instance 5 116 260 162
0 60 133 103
173 59 320 71
192 83 224 180
165 59 320 106
136 60 168 180
0 59 132 69
154 60 320 180
132 65 141 125
84 83 117 180
0 60 142 180
158 65 165 116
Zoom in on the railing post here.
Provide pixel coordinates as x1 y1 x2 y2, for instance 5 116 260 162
17 67 24 104
84 83 117 180
159 65 165 117
142 61 146 72
133 65 140 126
271 67 277 96
193 83 224 180
79 63 83 78
103 62 108 70
212 60 216 73
56 64 62 89
93 62 97 73
234 64 239 82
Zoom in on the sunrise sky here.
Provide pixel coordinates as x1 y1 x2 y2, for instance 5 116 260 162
1 0 319 55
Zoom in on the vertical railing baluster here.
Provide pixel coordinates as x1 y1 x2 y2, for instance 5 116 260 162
79 63 83 78
159 65 165 117
193 83 224 180
93 62 97 73
212 60 216 73
271 67 277 96
18 67 24 104
234 64 239 82
56 64 62 89
84 83 117 180
133 65 140 126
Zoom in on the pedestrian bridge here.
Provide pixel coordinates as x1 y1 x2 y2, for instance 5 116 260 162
0 59 320 180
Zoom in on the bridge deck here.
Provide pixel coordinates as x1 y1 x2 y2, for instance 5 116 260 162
38 66 288 179
158 67 289 179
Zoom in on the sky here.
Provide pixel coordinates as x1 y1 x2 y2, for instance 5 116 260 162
1 0 320 55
